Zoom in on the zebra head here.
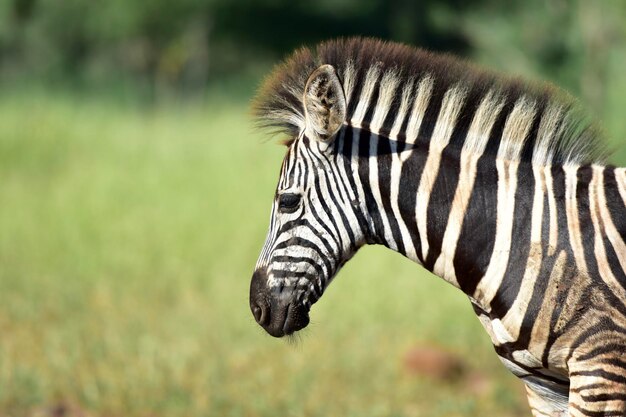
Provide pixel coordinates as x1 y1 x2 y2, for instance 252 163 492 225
250 65 366 337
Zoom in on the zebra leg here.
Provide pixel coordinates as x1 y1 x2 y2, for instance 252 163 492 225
567 366 626 416
525 384 569 417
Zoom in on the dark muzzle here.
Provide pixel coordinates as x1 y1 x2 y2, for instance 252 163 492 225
249 269 310 337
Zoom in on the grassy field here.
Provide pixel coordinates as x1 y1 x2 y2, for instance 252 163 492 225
0 88 624 417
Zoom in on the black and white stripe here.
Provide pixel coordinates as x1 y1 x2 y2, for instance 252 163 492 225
251 38 626 416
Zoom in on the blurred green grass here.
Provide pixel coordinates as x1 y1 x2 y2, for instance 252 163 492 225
3 88 624 417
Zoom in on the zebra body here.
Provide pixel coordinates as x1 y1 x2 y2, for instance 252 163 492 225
249 38 626 416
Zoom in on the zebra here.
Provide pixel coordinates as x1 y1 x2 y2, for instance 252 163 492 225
248 38 626 416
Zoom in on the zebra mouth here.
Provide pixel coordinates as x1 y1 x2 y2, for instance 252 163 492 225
250 270 310 337
280 302 310 337
251 298 310 337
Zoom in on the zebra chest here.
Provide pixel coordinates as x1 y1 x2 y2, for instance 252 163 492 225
473 305 571 405
475 311 543 369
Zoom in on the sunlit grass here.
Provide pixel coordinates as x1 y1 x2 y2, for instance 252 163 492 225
2 88 624 416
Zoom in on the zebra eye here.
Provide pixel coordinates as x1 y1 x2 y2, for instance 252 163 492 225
278 193 301 213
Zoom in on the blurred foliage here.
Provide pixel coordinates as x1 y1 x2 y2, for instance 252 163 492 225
1 1 624 86
0 0 482 93
2 0 626 149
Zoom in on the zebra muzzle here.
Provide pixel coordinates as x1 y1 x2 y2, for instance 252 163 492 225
249 269 310 337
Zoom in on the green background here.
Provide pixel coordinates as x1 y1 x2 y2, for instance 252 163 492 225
1 1 625 416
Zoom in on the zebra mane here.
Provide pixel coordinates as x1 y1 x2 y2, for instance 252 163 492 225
253 37 607 165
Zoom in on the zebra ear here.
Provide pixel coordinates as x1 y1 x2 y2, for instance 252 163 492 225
303 64 346 143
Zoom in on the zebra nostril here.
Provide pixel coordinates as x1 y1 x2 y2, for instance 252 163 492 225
251 301 269 325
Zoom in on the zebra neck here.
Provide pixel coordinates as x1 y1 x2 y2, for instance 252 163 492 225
404 147 539 298
353 133 540 310
345 127 625 317
372 142 626 319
